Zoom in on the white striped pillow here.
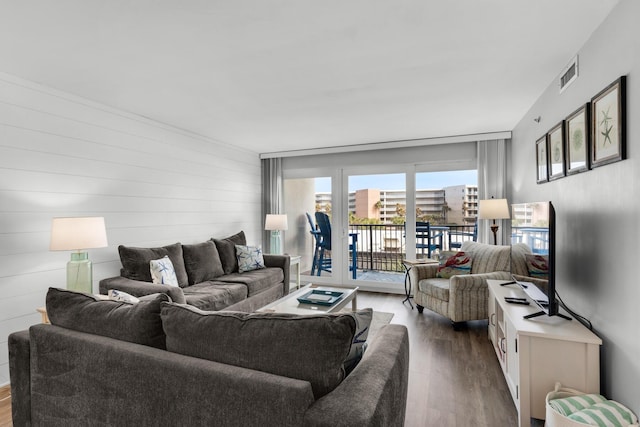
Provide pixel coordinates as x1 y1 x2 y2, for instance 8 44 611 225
567 400 638 426
549 394 607 416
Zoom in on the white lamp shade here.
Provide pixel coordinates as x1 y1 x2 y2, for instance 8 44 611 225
265 214 288 231
478 199 510 220
50 217 109 251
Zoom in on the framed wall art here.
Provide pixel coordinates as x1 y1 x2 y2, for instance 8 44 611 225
547 121 565 180
591 76 626 168
565 103 590 175
536 135 548 183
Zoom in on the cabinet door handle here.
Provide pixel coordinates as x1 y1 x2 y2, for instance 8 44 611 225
490 313 496 326
500 337 506 354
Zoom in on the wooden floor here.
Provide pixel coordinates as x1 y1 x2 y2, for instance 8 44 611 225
358 291 522 427
0 385 10 427
0 292 543 427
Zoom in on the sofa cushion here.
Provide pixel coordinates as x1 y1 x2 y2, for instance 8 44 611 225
182 282 248 311
182 240 225 285
418 278 450 302
213 231 246 275
217 267 284 296
149 255 179 287
119 242 189 288
46 287 168 349
236 245 265 273
161 303 356 399
460 241 511 274
511 242 534 276
436 251 473 279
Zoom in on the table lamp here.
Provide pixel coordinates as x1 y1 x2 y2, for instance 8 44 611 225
50 217 108 293
478 198 510 245
265 214 288 255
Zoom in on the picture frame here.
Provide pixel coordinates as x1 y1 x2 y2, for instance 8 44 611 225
536 135 548 183
547 121 565 181
591 76 626 168
565 103 590 175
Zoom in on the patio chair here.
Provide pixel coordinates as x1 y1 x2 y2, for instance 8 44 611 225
415 221 443 258
306 212 322 275
449 222 477 250
314 212 357 279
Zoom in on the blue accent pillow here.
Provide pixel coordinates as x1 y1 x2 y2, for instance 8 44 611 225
235 245 265 272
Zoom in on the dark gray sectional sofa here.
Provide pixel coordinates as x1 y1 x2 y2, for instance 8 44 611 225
9 288 410 426
99 231 290 312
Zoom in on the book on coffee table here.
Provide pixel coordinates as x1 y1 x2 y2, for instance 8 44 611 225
297 289 344 306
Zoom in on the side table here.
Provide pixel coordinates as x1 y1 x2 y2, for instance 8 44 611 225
36 307 49 324
288 255 301 290
401 258 439 309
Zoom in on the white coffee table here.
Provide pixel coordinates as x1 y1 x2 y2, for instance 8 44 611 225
257 284 358 314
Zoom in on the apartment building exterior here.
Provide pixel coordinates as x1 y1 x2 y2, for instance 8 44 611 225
316 184 479 225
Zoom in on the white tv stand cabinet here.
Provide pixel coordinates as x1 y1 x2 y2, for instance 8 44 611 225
487 280 602 426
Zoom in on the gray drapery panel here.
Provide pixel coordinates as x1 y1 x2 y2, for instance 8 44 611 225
477 139 509 245
261 157 283 252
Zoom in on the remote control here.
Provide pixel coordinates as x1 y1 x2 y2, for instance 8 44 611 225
504 297 530 305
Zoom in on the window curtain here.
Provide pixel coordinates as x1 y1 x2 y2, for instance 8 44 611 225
261 157 283 252
477 139 509 245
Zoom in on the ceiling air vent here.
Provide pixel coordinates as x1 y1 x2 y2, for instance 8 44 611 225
559 55 578 93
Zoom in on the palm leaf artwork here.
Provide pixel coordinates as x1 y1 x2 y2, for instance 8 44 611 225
599 106 614 147
572 127 583 151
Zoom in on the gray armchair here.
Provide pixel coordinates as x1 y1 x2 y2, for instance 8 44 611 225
409 241 532 328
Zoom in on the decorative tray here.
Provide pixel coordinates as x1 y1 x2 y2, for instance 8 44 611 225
297 289 344 306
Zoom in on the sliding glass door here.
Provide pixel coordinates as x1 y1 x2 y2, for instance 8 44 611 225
346 172 406 284
281 161 478 290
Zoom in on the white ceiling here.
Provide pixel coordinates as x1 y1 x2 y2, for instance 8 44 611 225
0 0 619 154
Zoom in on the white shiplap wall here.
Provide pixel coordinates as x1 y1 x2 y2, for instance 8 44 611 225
0 73 263 384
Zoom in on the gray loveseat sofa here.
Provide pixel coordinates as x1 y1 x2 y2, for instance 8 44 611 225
9 288 410 426
99 231 290 312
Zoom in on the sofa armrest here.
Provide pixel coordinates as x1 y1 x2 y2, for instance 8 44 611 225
263 254 290 295
28 325 315 426
9 330 31 427
408 263 439 285
98 276 186 304
447 271 511 321
449 271 511 293
303 324 410 427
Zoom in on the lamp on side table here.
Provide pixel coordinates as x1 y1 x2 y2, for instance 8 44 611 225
265 214 288 255
49 217 108 294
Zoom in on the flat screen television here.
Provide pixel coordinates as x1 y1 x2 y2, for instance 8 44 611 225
511 201 569 320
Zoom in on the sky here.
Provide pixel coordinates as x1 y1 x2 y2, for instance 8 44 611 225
315 170 477 192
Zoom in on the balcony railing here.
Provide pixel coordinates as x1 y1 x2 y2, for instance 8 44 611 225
348 223 476 273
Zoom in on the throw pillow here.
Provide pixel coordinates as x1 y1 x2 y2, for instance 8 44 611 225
46 287 169 349
182 240 224 284
436 251 473 279
235 245 265 273
525 254 549 280
118 242 189 287
149 256 179 287
107 289 140 304
549 393 607 416
161 302 357 399
567 401 638 426
213 231 246 275
344 308 373 375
